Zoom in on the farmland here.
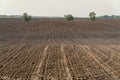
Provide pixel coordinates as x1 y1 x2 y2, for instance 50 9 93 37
0 18 120 80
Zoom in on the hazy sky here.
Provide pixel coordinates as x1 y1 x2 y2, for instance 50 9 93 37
0 0 120 17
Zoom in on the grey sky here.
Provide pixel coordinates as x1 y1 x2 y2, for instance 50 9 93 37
0 0 120 17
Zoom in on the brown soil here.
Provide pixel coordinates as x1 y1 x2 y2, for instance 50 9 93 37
0 18 120 80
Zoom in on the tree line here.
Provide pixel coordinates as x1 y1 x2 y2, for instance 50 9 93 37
22 12 96 21
1 12 120 21
98 15 120 18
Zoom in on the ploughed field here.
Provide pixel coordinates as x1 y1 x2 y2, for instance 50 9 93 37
0 18 120 80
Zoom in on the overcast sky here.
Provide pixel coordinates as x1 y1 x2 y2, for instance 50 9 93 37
0 0 120 17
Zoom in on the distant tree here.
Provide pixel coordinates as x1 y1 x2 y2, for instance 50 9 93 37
0 15 8 18
111 15 115 18
23 13 31 21
89 12 96 21
28 15 31 21
64 14 74 21
102 15 109 18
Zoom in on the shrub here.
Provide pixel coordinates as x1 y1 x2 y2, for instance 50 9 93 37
23 13 31 21
64 14 74 21
89 12 96 21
